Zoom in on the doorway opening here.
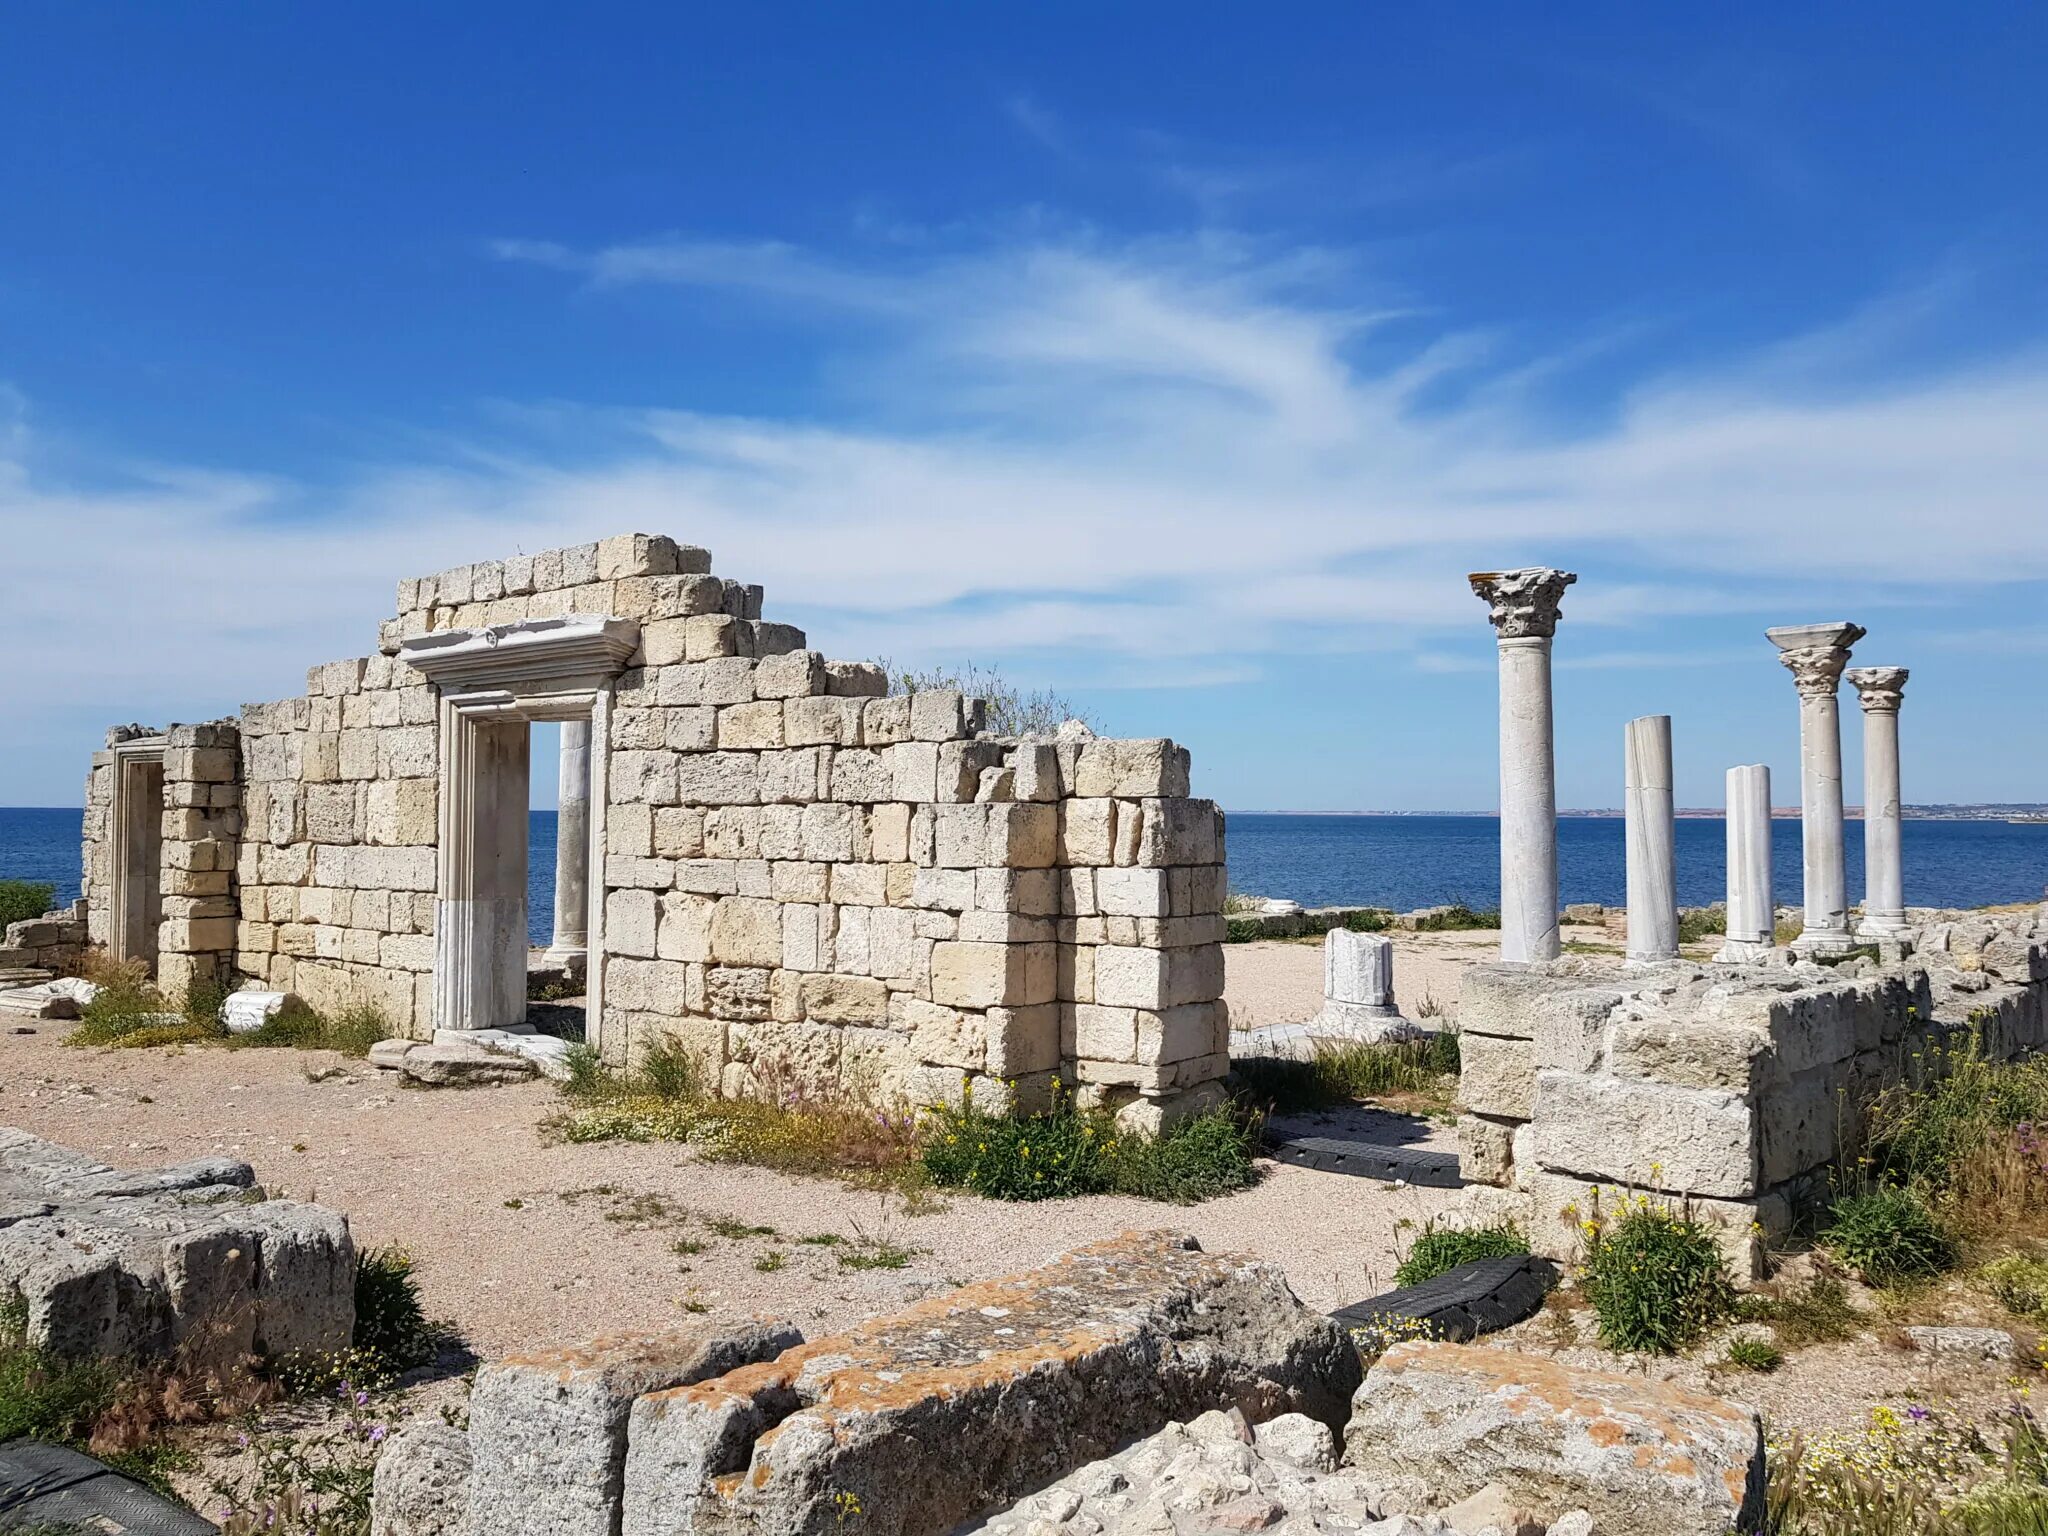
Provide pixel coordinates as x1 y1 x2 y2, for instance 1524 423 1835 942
109 738 167 974
400 616 633 1048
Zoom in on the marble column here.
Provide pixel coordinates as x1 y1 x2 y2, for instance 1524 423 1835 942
1766 623 1865 957
1848 666 1911 940
547 719 591 970
1715 763 1775 963
1471 567 1577 964
1624 714 1678 963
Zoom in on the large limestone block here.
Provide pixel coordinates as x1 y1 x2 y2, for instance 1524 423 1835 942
371 1419 475 1536
1457 1032 1536 1120
621 1231 1359 1536
1530 1070 1757 1198
1343 1342 1764 1535
467 1322 801 1536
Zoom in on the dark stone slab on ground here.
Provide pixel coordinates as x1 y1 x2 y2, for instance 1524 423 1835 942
0 1438 216 1534
1330 1254 1560 1342
1265 1132 1464 1188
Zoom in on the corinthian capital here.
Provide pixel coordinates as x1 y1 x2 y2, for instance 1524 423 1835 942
1766 622 1866 701
1469 567 1577 640
1846 666 1909 713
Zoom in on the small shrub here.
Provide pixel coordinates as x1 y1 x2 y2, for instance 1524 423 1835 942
636 1038 699 1102
1580 1197 1734 1354
922 1086 1258 1204
1394 1219 1529 1288
0 879 56 930
1821 1186 1956 1286
1724 1335 1784 1372
1981 1253 2048 1320
1104 1108 1260 1203
229 1002 388 1058
560 1042 615 1101
349 1248 448 1378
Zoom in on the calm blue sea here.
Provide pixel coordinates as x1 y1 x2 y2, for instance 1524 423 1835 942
4 807 2042 946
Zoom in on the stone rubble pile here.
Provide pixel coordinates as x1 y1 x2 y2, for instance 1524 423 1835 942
0 1126 354 1370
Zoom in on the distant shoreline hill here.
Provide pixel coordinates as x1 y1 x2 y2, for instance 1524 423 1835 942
1231 805 2048 821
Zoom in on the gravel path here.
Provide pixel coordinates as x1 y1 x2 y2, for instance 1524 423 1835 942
0 1021 1460 1360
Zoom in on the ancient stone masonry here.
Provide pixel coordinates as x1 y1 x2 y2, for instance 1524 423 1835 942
79 532 1231 1123
0 1127 355 1370
1454 907 2048 1278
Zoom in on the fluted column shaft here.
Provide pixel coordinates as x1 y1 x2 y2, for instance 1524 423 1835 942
1715 763 1775 963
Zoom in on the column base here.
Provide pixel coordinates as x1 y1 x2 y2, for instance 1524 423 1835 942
1790 926 1859 957
542 945 588 984
1625 949 1682 968
1855 913 1913 941
1713 939 1777 966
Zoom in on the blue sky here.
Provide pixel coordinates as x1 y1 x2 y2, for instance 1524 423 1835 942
3 4 2045 811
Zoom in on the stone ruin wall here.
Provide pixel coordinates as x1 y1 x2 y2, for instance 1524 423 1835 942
1455 907 2048 1278
79 532 1230 1122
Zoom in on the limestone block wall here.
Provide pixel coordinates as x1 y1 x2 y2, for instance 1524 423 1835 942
1458 909 2048 1278
82 530 1230 1119
157 720 244 996
593 580 1229 1121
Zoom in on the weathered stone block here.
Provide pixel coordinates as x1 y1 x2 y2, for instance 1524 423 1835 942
1530 1070 1758 1198
1458 1031 1536 1119
370 1419 474 1536
1344 1342 1763 1535
467 1321 800 1536
621 1231 1359 1536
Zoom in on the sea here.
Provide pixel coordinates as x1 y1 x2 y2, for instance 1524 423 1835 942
4 807 2042 947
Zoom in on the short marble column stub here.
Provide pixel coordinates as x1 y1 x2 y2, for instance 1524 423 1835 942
1243 929 1429 1056
1624 714 1678 963
1848 666 1911 940
1766 622 1865 957
1471 567 1577 965
548 719 592 971
1715 763 1776 964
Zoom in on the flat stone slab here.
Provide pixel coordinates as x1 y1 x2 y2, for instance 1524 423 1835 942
0 1437 217 1535
1344 1342 1765 1535
0 1125 354 1367
1331 1255 1560 1344
621 1229 1360 1536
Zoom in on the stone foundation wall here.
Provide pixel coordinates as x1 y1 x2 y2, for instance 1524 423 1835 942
1457 908 2048 1277
0 900 89 974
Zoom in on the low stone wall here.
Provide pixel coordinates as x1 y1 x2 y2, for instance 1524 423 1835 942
372 1229 1358 1536
0 1127 354 1369
0 898 90 975
1455 907 2048 1277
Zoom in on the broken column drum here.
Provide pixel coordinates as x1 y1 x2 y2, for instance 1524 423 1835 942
1765 623 1865 957
1470 567 1577 965
1848 666 1911 940
1715 763 1775 964
1624 714 1678 963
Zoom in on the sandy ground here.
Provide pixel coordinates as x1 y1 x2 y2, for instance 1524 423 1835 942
0 1024 1463 1362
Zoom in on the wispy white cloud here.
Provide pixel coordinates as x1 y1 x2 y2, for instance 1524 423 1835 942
6 224 2044 801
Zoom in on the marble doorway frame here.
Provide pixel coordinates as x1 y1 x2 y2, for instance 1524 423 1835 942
400 617 638 1048
108 735 168 973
